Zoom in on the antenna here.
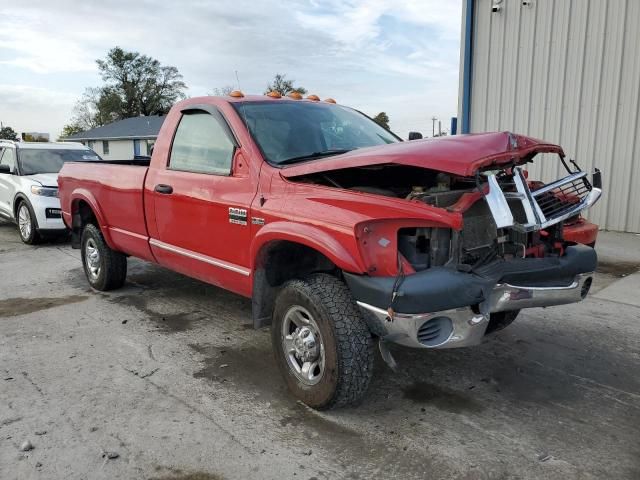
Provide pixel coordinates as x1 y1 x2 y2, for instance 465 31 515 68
235 70 241 91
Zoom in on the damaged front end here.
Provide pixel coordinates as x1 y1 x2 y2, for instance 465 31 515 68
335 159 602 351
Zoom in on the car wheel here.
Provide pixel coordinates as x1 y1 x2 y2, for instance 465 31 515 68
271 273 375 409
80 223 127 291
17 201 40 245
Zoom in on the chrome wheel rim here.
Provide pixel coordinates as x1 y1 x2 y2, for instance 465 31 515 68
282 305 325 386
84 238 101 281
18 205 31 240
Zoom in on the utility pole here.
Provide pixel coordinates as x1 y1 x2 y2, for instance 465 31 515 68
431 117 437 137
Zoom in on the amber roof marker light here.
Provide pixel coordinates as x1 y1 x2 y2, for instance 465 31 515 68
229 90 244 98
287 92 303 100
266 91 282 98
324 98 336 104
306 94 320 101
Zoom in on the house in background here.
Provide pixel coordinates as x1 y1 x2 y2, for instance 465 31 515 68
64 116 165 160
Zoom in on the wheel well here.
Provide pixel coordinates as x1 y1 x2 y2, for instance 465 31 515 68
70 200 98 248
13 194 30 219
252 241 338 328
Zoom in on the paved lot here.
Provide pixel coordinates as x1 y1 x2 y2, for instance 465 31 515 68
1 220 639 480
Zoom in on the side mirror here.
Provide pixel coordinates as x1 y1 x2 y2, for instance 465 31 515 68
408 131 423 140
0 164 11 174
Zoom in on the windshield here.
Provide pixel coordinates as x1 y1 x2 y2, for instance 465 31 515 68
234 101 400 165
18 149 101 175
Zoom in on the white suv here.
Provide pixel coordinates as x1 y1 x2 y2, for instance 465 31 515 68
0 141 101 244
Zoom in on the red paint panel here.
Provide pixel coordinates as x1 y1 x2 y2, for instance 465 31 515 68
564 219 599 246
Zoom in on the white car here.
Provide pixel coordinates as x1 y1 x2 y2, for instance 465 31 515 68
0 140 101 244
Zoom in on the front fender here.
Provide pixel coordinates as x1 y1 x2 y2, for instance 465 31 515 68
250 221 365 274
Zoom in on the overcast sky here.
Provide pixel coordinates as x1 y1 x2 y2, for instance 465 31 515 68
0 0 462 140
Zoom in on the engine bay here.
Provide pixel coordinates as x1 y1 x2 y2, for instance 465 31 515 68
290 163 572 272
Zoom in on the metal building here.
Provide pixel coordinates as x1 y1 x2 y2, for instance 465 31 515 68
457 0 640 232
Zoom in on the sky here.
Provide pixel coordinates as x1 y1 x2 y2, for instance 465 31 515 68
0 0 462 140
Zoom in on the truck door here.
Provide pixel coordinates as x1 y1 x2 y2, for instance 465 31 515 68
147 106 255 295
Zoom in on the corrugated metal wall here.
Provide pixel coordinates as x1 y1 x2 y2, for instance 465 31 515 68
460 0 640 232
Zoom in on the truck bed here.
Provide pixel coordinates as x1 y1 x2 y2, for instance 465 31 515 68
58 162 153 260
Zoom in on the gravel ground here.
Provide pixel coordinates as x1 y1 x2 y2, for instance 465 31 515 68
1 220 639 480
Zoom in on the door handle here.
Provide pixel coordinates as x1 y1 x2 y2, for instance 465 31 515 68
154 184 173 194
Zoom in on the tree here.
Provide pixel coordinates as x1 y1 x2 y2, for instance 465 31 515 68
96 47 187 118
210 85 235 96
372 112 390 130
264 74 307 96
60 123 85 139
0 125 19 141
64 47 187 132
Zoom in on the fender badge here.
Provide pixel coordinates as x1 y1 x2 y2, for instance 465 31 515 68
229 207 248 226
251 217 265 226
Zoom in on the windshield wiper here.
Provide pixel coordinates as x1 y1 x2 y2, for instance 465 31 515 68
278 149 352 166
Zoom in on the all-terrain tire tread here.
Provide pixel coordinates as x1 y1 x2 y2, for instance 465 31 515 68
81 223 127 291
285 274 375 409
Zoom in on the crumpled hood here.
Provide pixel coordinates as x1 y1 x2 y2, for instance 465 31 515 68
281 131 564 178
25 173 59 187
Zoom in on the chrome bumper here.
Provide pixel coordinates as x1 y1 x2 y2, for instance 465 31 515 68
357 272 594 350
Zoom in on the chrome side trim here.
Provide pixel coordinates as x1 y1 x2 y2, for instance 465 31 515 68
110 226 148 241
149 238 251 276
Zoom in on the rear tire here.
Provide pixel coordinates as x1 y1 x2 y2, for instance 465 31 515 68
16 201 40 245
271 273 374 409
80 223 127 291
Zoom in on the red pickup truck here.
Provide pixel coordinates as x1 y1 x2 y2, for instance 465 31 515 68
59 93 602 409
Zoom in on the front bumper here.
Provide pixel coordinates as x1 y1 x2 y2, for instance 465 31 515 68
345 244 596 350
31 195 66 231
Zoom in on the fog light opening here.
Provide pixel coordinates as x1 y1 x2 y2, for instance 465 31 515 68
416 316 453 347
580 277 593 299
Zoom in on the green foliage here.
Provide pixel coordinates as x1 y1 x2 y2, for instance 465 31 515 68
264 74 307 96
67 47 187 130
0 126 19 141
372 112 390 130
60 123 85 139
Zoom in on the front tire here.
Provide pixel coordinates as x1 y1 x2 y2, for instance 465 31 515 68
80 223 127 291
17 201 40 245
271 274 374 409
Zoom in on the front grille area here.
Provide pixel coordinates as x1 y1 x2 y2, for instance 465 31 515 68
486 168 601 233
531 174 592 222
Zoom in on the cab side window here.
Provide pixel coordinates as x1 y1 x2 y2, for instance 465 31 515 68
0 148 16 173
169 111 235 175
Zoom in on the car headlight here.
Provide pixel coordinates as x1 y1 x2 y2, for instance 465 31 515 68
31 185 58 197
